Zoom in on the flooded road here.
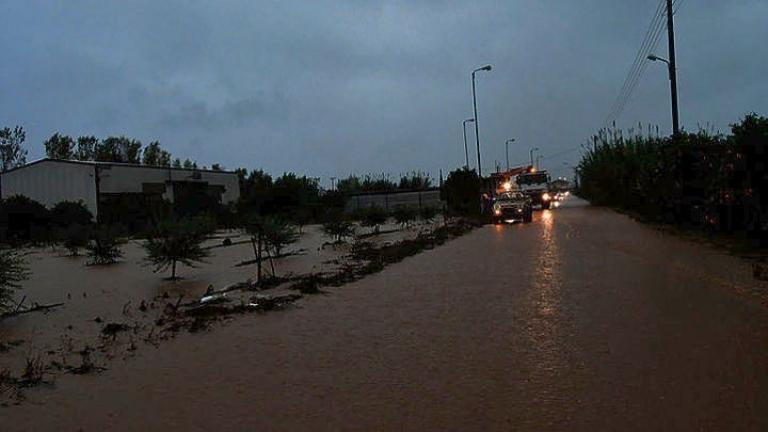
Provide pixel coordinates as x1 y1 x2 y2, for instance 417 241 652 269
6 197 768 431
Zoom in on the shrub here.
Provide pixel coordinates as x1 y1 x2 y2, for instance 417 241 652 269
0 248 29 310
419 206 439 223
51 201 92 227
322 213 355 242
86 226 124 266
393 207 417 229
441 168 480 216
360 205 388 234
62 224 90 256
143 218 209 280
0 195 51 243
263 217 299 257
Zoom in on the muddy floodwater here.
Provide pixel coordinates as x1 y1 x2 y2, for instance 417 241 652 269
5 197 768 431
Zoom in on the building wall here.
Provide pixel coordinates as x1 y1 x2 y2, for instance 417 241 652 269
1 160 241 217
1 160 98 214
98 164 240 204
345 189 444 212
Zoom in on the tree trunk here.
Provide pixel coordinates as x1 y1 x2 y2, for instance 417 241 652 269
256 233 263 283
171 260 177 279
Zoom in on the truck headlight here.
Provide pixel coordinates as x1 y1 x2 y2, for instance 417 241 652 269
493 209 502 216
542 193 551 201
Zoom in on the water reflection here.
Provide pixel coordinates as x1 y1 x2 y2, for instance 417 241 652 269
529 209 568 389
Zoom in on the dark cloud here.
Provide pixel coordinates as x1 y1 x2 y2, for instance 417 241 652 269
1 0 766 182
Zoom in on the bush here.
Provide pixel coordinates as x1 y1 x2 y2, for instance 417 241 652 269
393 207 417 228
143 218 210 279
360 206 388 234
0 248 29 310
419 206 439 223
0 195 51 243
263 217 299 257
577 113 768 243
62 224 90 256
51 201 92 227
441 168 480 216
322 213 355 242
86 227 124 266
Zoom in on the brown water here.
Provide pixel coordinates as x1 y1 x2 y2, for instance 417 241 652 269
5 197 768 431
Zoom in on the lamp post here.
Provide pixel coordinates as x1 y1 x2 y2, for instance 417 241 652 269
647 53 680 135
505 139 515 171
471 64 492 176
462 119 475 169
529 147 539 169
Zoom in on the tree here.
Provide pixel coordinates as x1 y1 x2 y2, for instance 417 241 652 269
322 217 355 243
442 168 480 216
142 141 162 166
393 207 417 229
398 171 432 190
43 133 75 159
211 163 223 171
243 215 267 283
157 150 172 167
75 136 98 161
262 217 299 276
0 248 29 310
86 226 124 266
62 224 90 256
51 201 93 254
51 201 93 227
182 159 195 169
360 205 388 234
143 219 209 280
96 136 142 163
172 158 182 168
0 126 27 171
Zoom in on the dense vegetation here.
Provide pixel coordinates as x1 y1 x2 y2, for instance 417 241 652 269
577 113 768 245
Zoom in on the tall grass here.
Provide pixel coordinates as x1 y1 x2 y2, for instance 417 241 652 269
577 114 768 244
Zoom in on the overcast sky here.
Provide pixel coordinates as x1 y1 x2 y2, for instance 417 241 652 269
2 0 766 183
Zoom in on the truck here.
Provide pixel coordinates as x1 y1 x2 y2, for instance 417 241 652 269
516 170 553 209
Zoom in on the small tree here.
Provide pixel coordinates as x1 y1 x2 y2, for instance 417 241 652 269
0 248 29 310
360 205 388 234
143 219 209 280
442 168 480 216
262 217 300 276
419 206 438 224
322 214 355 242
51 201 93 227
86 226 124 266
63 224 90 256
393 207 417 229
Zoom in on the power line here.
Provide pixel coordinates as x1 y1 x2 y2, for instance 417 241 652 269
605 0 666 126
605 0 685 127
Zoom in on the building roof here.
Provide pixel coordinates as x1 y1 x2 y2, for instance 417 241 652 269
1 158 238 175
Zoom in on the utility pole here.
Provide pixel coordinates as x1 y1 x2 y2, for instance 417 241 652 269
666 0 680 135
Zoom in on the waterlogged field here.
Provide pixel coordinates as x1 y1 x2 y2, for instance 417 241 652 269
0 217 461 405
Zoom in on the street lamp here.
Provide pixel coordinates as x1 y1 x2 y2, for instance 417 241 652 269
529 147 539 169
505 139 515 171
462 118 475 169
648 53 680 135
471 64 492 176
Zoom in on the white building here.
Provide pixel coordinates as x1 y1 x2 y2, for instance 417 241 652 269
0 159 240 218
